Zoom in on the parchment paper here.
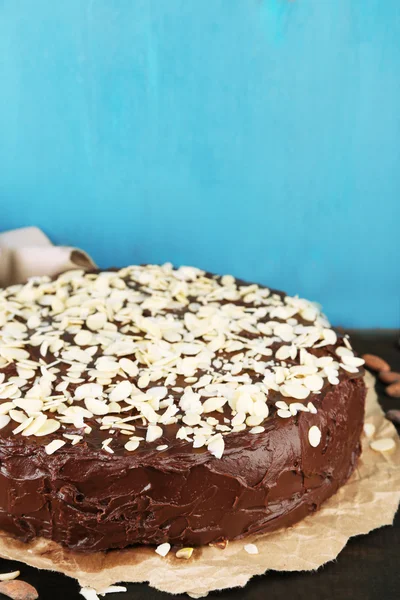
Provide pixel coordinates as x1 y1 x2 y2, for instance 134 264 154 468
0 228 399 596
0 372 398 597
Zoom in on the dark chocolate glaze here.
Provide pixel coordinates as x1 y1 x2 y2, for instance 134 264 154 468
0 270 366 552
0 376 365 552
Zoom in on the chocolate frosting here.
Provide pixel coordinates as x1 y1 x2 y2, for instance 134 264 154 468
0 369 365 553
0 268 366 552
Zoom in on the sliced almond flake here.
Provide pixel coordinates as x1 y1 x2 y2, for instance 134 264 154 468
111 423 136 432
275 400 289 410
9 409 27 423
96 357 120 372
231 412 246 426
340 363 359 374
21 413 47 436
34 418 61 437
0 415 11 429
156 444 168 451
207 435 224 459
202 396 227 413
303 375 324 392
27 315 41 329
280 383 310 400
80 587 100 600
335 346 354 358
308 425 321 447
97 586 128 595
275 345 292 361
102 438 114 454
182 413 201 426
155 542 171 557
363 423 376 438
84 397 109 416
0 347 30 361
249 426 265 434
0 570 20 581
86 312 107 331
13 398 44 414
0 384 19 399
17 366 36 379
0 401 14 416
45 439 66 455
175 547 194 559
341 355 365 368
277 409 292 419
146 424 163 442
322 328 337 345
244 543 258 555
343 336 352 350
63 434 82 445
74 329 93 346
246 415 264 426
370 438 396 453
274 323 295 342
110 380 133 402
307 401 318 414
125 439 140 451
13 416 34 434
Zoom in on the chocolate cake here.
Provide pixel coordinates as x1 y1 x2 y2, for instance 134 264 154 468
0 265 366 553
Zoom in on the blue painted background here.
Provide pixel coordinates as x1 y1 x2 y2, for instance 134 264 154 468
0 0 399 327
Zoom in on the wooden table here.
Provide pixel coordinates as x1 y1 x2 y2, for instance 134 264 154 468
1 331 399 600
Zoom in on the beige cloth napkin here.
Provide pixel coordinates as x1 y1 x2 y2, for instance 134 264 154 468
0 227 96 287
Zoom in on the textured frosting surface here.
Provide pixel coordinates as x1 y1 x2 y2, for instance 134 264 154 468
0 265 366 551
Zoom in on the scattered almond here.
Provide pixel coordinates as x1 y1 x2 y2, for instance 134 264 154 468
0 572 20 582
244 543 259 555
386 381 400 398
363 423 376 438
386 409 400 426
155 542 171 557
0 580 38 600
362 354 390 373
379 371 400 384
175 547 194 559
370 438 396 453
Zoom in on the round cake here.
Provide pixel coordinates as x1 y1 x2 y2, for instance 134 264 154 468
0 265 366 553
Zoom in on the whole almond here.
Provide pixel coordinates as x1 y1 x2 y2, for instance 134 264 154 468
386 409 400 426
379 371 400 384
386 381 400 398
362 354 390 373
0 580 38 600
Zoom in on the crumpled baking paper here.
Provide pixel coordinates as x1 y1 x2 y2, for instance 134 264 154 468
0 372 398 597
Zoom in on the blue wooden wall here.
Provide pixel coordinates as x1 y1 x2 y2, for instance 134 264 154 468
0 0 399 327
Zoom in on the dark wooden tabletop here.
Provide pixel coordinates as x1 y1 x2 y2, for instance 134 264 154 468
1 331 399 600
